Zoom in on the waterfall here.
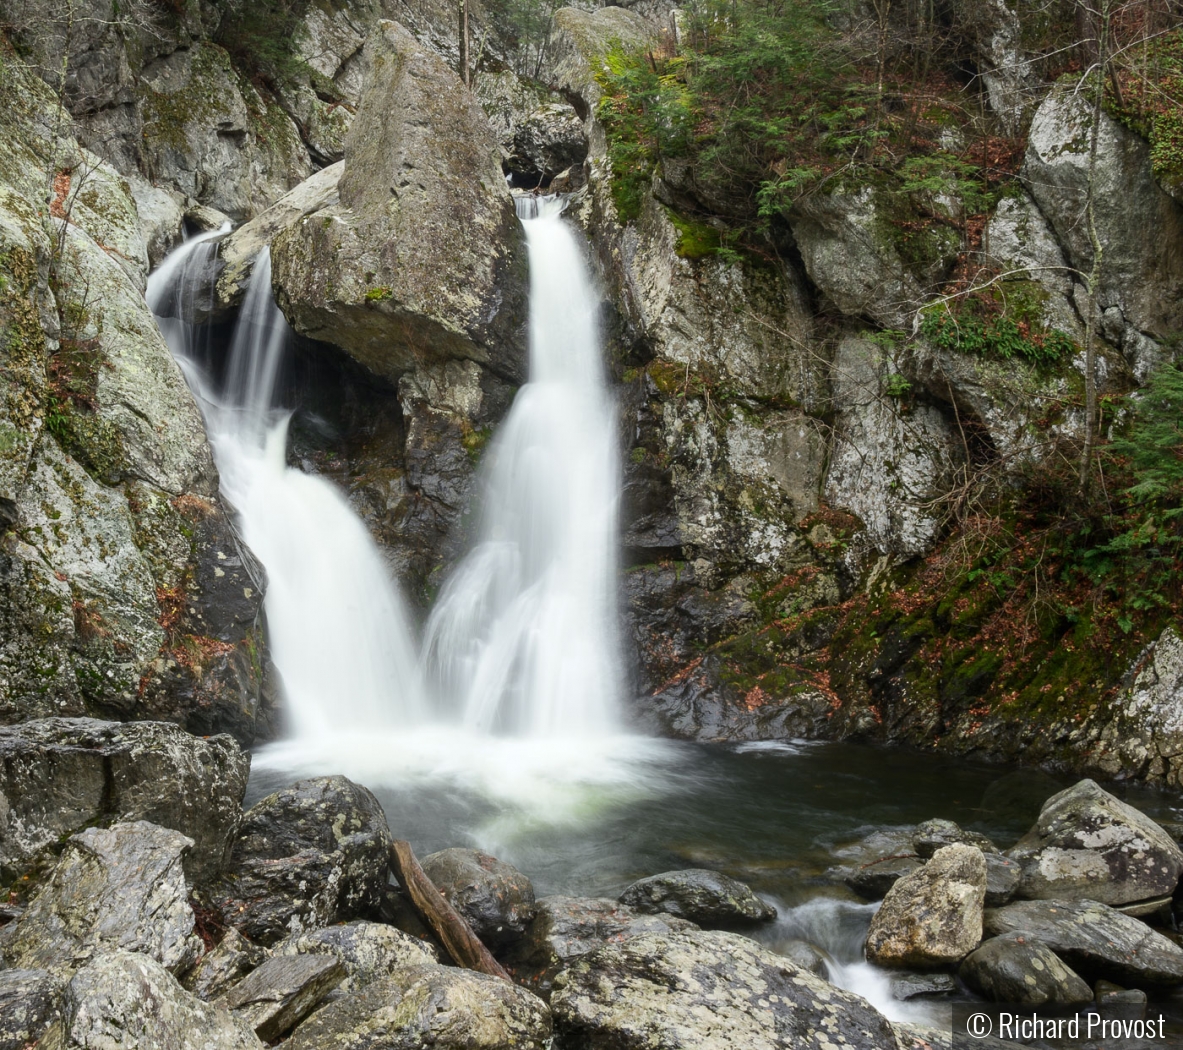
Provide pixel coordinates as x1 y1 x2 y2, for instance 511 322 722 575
424 196 623 737
149 236 427 738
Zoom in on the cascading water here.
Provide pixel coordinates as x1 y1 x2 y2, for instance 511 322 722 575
149 237 426 739
424 196 624 737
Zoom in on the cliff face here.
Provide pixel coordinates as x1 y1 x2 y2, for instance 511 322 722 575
1 0 1181 783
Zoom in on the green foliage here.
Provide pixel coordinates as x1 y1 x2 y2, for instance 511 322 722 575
364 286 393 302
920 310 1075 367
883 373 912 398
213 0 312 90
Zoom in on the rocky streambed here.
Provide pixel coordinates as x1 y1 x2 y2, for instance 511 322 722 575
3 717 1183 1048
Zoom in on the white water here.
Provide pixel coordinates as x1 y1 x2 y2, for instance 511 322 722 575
424 196 624 737
149 238 427 738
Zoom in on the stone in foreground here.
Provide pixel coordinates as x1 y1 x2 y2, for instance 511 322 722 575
1 821 201 977
272 920 437 993
63 951 263 1050
0 718 249 884
0 968 65 1049
865 843 986 967
223 953 345 1041
183 929 269 1002
505 895 698 999
960 932 1092 1004
420 848 536 949
617 868 776 927
985 898 1183 986
286 964 551 1049
210 776 391 945
551 929 898 1050
1008 778 1183 906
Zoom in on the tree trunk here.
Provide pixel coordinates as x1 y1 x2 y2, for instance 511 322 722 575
458 0 470 86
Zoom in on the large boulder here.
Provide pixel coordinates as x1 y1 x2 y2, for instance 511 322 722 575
505 895 698 999
617 868 775 927
0 717 249 884
272 920 438 993
1024 85 1183 342
62 950 263 1050
0 968 66 1049
183 930 269 1003
271 20 528 387
984 898 1183 986
222 953 345 1042
286 965 552 1050
865 843 987 967
959 932 1092 1004
550 929 899 1050
1 821 202 977
419 848 536 950
210 776 391 945
1007 778 1183 906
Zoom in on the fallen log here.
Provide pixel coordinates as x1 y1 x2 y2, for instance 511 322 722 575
388 839 511 981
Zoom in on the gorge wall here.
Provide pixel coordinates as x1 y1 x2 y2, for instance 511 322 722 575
0 0 1181 787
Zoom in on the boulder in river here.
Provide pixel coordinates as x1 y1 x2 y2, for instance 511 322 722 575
270 20 528 387
1007 778 1183 906
63 950 263 1050
504 895 698 999
0 717 249 885
551 929 899 1050
984 853 1021 907
959 932 1093 1004
912 818 998 858
286 964 552 1050
845 855 924 900
272 920 438 993
1 821 202 977
617 868 776 927
419 848 536 950
222 953 345 1042
865 843 986 967
210 776 391 945
0 968 65 1049
984 898 1183 986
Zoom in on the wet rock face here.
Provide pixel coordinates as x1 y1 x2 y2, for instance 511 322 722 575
0 968 66 1049
271 19 528 388
865 843 987 967
509 103 588 186
551 929 899 1050
183 929 269 1003
505 895 698 999
420 848 537 950
63 950 264 1050
960 932 1092 1005
223 953 345 1042
0 717 249 886
1007 778 1183 906
1 821 202 978
845 855 924 900
210 776 391 945
617 869 775 928
984 898 1183 986
286 965 552 1050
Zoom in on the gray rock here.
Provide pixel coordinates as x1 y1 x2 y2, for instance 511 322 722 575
846 855 925 900
984 898 1183 986
1007 778 1183 906
892 1020 1023 1050
2 821 202 977
286 964 552 1049
223 953 344 1042
183 930 269 1003
1095 979 1148 1009
505 895 698 999
889 971 957 1000
127 174 185 269
960 932 1093 1004
210 776 391 945
913 818 998 858
617 868 775 927
984 853 1022 907
509 103 587 184
0 968 65 1050
271 20 528 388
551 929 899 1050
63 950 263 1050
779 939 830 978
865 844 987 967
0 717 249 884
272 920 438 993
419 848 536 950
